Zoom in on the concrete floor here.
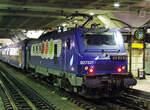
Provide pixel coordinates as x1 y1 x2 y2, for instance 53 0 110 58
133 75 150 92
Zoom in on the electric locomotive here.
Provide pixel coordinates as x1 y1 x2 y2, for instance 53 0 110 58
0 15 137 98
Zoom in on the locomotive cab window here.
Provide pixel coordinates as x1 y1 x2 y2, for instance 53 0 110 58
83 32 116 46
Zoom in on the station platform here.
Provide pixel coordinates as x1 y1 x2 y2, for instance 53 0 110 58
133 75 150 92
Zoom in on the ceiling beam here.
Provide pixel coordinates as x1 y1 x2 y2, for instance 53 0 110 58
0 33 11 38
0 10 65 19
43 19 67 28
17 18 31 28
0 3 78 14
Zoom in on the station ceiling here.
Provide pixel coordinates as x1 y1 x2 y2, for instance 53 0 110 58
0 0 150 39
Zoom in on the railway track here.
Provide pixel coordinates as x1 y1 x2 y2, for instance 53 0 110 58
29 74 150 110
41 80 150 110
119 88 150 110
56 90 150 110
0 71 58 110
0 62 150 110
85 88 150 110
59 89 150 110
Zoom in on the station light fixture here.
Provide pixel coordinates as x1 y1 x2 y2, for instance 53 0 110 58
114 3 120 7
74 20 78 23
62 23 67 27
26 30 44 39
89 12 94 16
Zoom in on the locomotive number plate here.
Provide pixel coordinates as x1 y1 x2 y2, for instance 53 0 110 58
80 61 94 65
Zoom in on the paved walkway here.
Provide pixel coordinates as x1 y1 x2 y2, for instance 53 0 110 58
133 75 150 92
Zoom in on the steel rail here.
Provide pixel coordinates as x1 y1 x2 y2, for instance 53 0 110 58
0 68 57 110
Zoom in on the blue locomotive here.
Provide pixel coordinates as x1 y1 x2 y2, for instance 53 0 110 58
0 16 137 97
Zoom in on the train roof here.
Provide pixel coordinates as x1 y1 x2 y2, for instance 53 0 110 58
30 27 119 41
0 38 35 49
39 30 58 39
39 28 77 40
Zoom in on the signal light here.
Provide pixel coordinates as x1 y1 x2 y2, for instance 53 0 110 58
117 67 122 73
89 68 94 74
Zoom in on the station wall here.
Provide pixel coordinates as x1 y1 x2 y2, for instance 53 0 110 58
125 43 143 77
145 44 150 75
131 49 143 77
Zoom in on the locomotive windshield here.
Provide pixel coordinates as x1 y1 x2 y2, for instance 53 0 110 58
83 32 116 46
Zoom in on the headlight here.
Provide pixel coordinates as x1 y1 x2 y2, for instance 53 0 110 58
122 66 126 70
85 66 89 71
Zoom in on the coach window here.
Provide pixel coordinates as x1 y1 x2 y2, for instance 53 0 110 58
38 46 39 54
36 46 38 53
67 38 70 50
37 45 39 54
39 45 41 53
33 46 35 54
41 43 44 54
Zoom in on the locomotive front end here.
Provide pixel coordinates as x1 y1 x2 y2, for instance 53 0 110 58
77 28 136 94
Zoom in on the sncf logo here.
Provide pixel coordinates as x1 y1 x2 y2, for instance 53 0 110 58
31 39 62 59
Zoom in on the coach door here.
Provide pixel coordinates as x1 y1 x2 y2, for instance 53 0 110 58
25 46 30 69
19 48 22 67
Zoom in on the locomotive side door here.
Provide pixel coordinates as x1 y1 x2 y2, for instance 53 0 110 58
62 38 69 71
65 38 71 71
63 37 72 72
